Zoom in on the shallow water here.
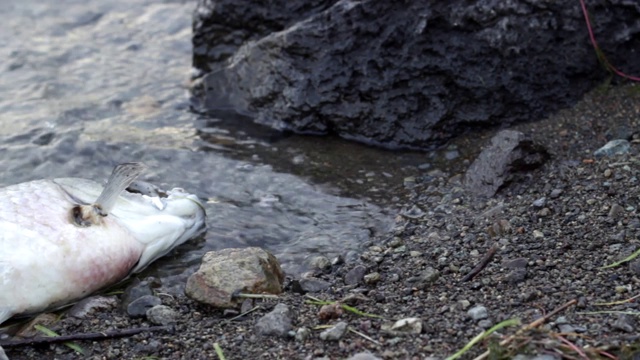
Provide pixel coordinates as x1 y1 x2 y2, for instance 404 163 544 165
0 0 447 292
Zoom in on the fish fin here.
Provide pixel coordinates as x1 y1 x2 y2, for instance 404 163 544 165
0 309 12 326
95 163 147 216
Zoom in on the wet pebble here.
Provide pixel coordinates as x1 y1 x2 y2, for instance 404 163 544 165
127 295 162 318
467 305 488 320
146 305 178 325
320 321 348 341
308 255 332 271
344 265 367 285
254 304 292 337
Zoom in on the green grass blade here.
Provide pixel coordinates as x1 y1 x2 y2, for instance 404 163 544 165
34 324 86 355
445 318 521 360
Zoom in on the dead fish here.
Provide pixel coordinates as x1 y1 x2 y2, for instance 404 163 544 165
0 163 206 324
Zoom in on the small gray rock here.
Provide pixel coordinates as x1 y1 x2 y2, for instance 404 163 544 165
532 197 546 208
549 189 563 199
347 352 382 360
364 272 381 284
381 317 423 334
411 267 440 289
146 305 178 325
503 258 528 269
467 305 488 320
344 265 367 285
295 327 311 342
557 324 575 333
320 321 348 341
612 314 635 332
127 295 162 318
594 139 630 158
308 255 332 271
506 268 527 284
255 304 293 337
299 278 331 293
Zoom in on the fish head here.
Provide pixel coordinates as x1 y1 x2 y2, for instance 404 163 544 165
53 178 207 273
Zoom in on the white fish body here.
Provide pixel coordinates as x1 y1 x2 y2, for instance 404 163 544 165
0 166 206 324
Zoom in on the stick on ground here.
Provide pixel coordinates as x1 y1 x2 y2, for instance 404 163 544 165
0 326 172 348
461 243 498 282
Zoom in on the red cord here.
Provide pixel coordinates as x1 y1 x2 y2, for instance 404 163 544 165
579 0 640 81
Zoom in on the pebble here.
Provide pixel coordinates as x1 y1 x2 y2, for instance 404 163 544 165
308 256 332 271
467 305 488 320
549 189 563 198
254 304 293 337
503 258 528 269
127 295 162 318
364 272 381 284
344 265 367 285
146 305 178 325
506 269 527 284
557 324 575 333
532 197 546 208
612 314 635 332
457 300 471 310
320 321 348 341
295 327 311 342
594 139 630 158
411 267 440 289
346 352 382 360
382 317 422 334
299 278 332 293
533 230 544 239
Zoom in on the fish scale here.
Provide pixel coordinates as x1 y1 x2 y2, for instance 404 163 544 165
0 170 206 325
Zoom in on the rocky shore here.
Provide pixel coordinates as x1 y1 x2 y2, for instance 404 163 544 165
3 83 640 359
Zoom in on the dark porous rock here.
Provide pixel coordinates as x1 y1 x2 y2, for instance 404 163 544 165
465 130 549 197
254 304 293 337
192 0 640 150
185 247 285 308
127 295 162 318
629 260 640 276
344 265 367 285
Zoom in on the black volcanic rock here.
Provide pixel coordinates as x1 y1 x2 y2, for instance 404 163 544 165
192 0 640 149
